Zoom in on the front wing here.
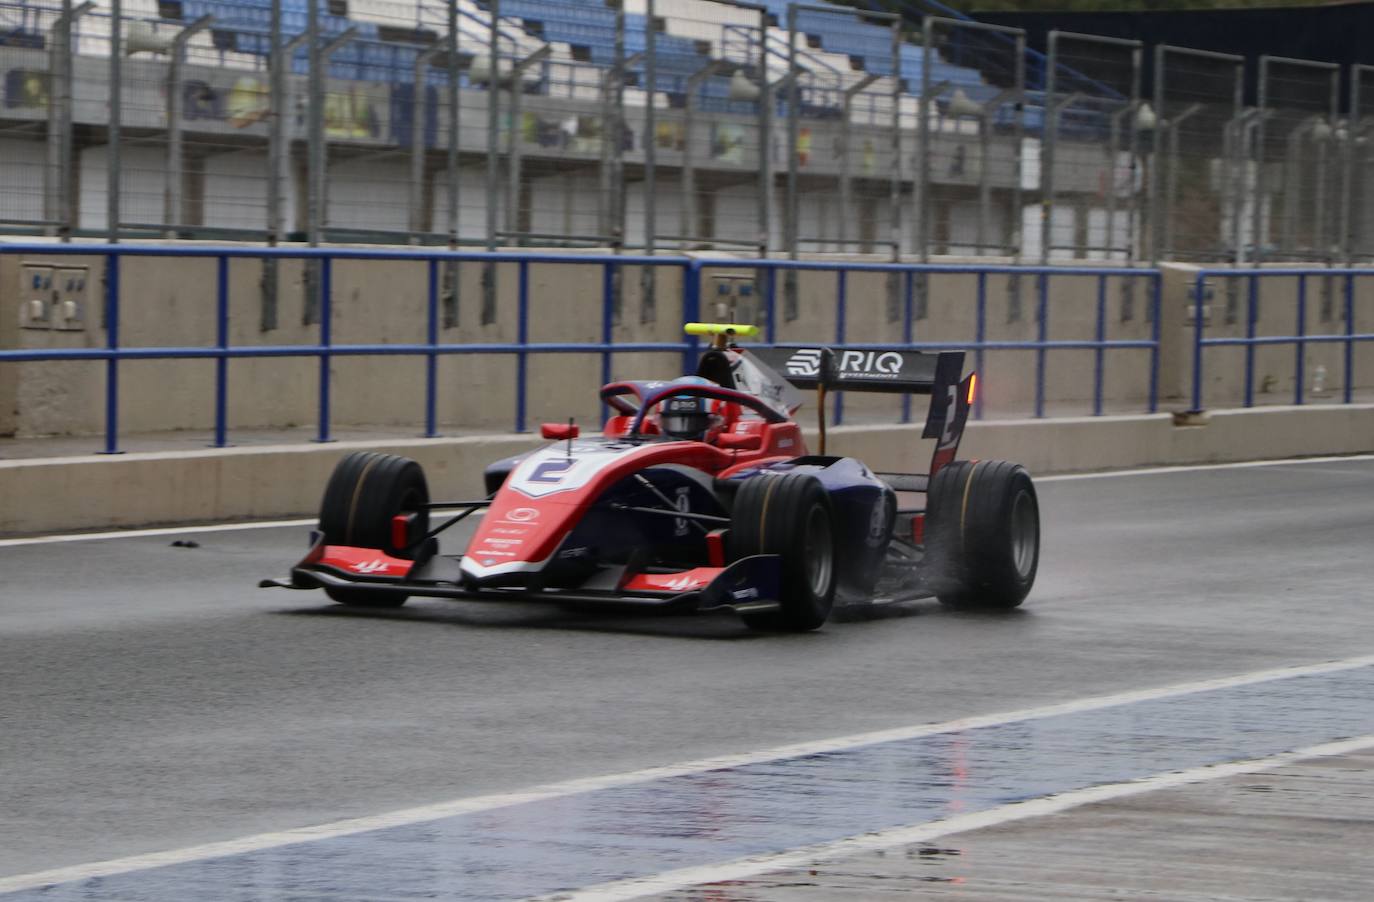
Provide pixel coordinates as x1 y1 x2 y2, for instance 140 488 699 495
260 535 785 616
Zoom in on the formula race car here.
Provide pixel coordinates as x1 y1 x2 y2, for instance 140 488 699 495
261 324 1040 631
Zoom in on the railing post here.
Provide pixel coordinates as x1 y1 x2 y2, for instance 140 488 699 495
1035 272 1048 418
764 268 777 344
425 259 439 437
315 255 334 443
213 255 230 448
516 260 529 433
974 271 986 420
1294 274 1307 406
1190 271 1207 412
1149 272 1161 414
1244 274 1258 408
901 269 914 424
682 261 701 376
1344 273 1355 404
100 253 122 454
1093 274 1106 416
834 269 846 426
602 262 615 426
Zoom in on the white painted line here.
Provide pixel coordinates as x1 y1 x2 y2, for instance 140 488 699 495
0 518 317 548
1035 452 1374 483
539 733 1374 902
2 653 1373 895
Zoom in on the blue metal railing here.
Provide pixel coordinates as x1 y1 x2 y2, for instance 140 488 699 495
1190 269 1373 413
0 244 1162 454
707 259 1160 423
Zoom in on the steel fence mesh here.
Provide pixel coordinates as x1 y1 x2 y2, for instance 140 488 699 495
1151 47 1242 265
1347 65 1374 263
1255 56 1339 264
0 2 58 231
1040 33 1140 263
919 17 1023 260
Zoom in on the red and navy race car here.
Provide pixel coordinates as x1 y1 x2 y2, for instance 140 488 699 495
261 324 1040 631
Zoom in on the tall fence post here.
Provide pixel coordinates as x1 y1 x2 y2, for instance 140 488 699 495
166 16 215 235
642 0 658 319
46 0 92 239
107 0 122 243
305 25 357 324
482 0 500 323
307 0 322 249
784 4 799 314
410 45 442 243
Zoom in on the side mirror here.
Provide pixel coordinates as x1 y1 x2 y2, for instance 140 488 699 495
541 423 580 440
718 432 762 451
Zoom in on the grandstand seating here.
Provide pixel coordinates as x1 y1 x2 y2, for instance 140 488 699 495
2 0 1006 122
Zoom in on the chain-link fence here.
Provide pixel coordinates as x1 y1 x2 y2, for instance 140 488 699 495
9 0 1374 268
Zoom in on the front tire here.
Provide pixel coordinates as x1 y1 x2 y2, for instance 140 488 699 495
729 473 837 632
317 451 430 608
925 460 1039 609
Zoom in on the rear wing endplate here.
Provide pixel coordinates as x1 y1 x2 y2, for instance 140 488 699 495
746 347 974 475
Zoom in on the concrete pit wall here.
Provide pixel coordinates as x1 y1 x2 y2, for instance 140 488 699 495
2 246 1372 441
3 404 1372 535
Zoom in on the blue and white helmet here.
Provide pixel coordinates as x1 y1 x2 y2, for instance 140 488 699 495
659 376 718 441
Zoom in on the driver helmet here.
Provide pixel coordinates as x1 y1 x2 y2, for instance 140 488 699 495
659 376 721 441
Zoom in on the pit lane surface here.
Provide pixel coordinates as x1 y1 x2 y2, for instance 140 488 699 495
2 457 1373 897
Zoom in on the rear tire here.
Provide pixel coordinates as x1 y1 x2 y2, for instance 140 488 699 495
318 451 430 608
925 460 1039 610
729 473 837 632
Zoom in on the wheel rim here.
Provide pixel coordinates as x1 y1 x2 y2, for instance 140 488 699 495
803 504 834 597
1010 489 1038 579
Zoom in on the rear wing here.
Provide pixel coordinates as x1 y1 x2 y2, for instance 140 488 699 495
746 346 975 476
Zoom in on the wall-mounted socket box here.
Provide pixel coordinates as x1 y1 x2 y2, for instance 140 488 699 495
19 264 53 330
54 266 89 331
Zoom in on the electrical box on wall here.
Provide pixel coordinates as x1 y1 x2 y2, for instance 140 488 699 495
54 266 89 331
16 263 89 332
19 264 53 330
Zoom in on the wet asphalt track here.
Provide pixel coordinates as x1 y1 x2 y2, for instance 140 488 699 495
2 457 1373 897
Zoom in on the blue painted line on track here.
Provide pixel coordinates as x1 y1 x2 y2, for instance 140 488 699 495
12 665 1374 901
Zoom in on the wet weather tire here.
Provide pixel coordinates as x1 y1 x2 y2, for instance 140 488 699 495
925 460 1039 610
729 472 837 632
317 451 430 608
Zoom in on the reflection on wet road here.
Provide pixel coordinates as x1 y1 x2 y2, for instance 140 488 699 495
9 660 1374 901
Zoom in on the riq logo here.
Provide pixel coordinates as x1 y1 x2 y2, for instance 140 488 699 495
836 350 903 379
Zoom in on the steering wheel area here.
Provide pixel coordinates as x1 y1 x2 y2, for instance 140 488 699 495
601 381 788 440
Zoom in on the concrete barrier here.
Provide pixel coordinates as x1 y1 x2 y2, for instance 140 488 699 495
3 405 1370 536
